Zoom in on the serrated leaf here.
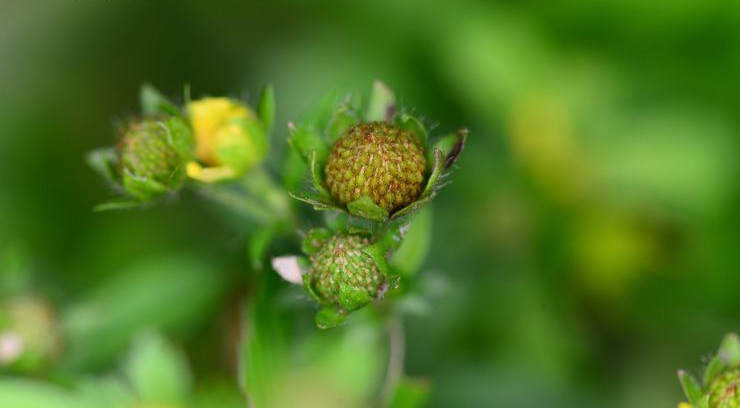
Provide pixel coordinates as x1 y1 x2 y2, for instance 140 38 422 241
398 114 428 148
678 370 704 405
257 84 275 134
86 147 119 185
347 195 389 221
123 331 191 406
140 84 180 117
366 80 396 122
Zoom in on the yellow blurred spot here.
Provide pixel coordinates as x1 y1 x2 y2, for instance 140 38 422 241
508 93 592 204
186 161 237 183
678 403 694 408
188 97 253 166
572 210 655 300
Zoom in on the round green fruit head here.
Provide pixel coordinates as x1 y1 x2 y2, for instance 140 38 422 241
325 122 426 213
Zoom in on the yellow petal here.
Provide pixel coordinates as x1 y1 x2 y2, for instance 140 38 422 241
188 97 254 166
186 161 237 183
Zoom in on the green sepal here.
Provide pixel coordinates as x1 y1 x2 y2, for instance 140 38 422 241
702 355 725 387
287 123 329 167
398 113 428 148
337 283 373 312
257 84 275 134
302 228 332 255
718 332 740 366
347 195 389 221
162 117 195 159
390 192 435 221
315 307 347 330
678 370 704 405
302 273 324 304
140 84 180 117
93 199 142 212
362 243 392 277
326 103 359 143
431 128 468 169
86 147 119 185
309 150 331 199
121 169 170 201
365 80 396 123
288 191 341 211
422 148 444 197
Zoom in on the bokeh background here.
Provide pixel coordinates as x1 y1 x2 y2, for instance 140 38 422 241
2 0 740 407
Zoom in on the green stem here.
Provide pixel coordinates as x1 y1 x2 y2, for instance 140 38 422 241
196 166 297 230
240 167 295 226
381 314 406 407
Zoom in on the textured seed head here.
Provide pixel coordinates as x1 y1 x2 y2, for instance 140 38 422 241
119 119 185 189
306 233 385 311
708 368 740 408
325 122 426 213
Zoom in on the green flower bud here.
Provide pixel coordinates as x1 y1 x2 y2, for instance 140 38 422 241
299 230 393 328
305 232 385 310
117 118 193 201
0 296 62 373
288 82 467 221
325 123 426 213
679 333 740 408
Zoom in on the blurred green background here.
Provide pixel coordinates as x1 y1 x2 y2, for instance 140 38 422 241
1 0 740 407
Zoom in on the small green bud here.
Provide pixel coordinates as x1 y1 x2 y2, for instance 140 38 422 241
679 333 740 408
325 122 426 213
118 118 192 200
302 231 388 327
